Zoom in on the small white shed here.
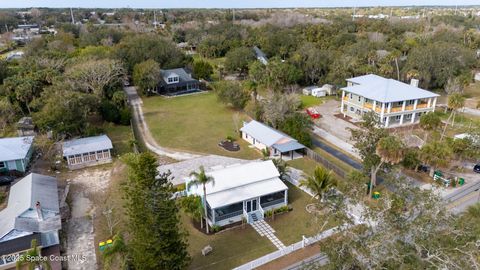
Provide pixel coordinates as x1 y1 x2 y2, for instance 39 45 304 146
311 88 327 97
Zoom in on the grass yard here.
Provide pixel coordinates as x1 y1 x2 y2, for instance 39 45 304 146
287 157 319 176
142 92 261 160
103 122 134 156
183 181 339 269
268 182 339 245
300 95 324 109
183 213 276 270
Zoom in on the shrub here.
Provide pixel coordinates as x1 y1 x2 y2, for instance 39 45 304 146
226 135 235 142
274 206 290 214
119 108 132 126
211 225 221 233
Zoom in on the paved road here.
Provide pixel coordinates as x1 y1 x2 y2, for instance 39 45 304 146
311 137 362 170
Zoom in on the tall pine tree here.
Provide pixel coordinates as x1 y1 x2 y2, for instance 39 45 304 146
122 152 190 269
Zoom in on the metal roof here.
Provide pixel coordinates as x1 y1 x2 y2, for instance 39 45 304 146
343 74 439 103
62 135 113 157
0 136 34 162
273 140 305 153
186 160 288 209
240 120 305 152
0 173 61 242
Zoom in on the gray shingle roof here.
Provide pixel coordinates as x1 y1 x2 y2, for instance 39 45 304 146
62 134 113 157
343 74 439 103
160 68 196 83
0 136 34 162
0 173 61 242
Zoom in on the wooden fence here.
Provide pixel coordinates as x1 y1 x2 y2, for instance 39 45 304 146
305 148 347 179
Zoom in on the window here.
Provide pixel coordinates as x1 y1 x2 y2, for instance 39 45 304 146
397 101 403 106
350 107 354 112
0 161 5 169
167 76 179 83
103 149 110 159
405 114 412 120
97 150 103 159
395 115 401 120
358 96 361 102
407 100 415 105
75 154 82 164
349 93 353 99
68 156 76 165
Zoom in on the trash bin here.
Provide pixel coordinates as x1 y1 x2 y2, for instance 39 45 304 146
459 178 465 186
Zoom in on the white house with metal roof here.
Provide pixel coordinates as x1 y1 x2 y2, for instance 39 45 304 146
0 136 34 173
340 74 440 127
186 160 288 227
0 173 61 269
62 135 113 170
240 120 305 160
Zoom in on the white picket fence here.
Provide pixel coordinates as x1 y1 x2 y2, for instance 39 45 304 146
233 224 351 270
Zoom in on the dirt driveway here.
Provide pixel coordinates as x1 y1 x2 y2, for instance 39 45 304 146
64 167 113 270
313 99 359 144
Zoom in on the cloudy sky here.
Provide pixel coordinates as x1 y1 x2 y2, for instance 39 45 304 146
0 0 479 9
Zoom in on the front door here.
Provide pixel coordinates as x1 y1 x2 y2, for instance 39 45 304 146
246 199 257 212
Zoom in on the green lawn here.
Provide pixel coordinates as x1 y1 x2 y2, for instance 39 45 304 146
102 122 133 156
183 213 275 270
287 157 319 176
183 182 337 269
300 95 324 109
269 182 339 245
142 92 261 160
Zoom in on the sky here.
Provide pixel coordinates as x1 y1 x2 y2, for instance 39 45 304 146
1 0 479 9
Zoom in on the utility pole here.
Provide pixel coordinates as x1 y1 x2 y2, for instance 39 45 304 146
232 8 235 22
352 6 356 21
70 7 75 24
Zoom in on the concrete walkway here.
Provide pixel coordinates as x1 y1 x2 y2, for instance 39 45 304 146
124 86 202 160
251 220 286 250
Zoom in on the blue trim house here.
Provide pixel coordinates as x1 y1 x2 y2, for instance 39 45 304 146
0 136 34 173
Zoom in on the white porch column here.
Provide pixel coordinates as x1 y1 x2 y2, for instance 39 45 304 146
400 114 404 125
211 207 215 224
402 100 406 111
341 91 345 116
380 102 385 121
413 99 418 110
427 98 431 108
432 97 437 111
411 112 416 123
284 189 288 205
387 102 392 113
385 116 390 127
373 100 377 111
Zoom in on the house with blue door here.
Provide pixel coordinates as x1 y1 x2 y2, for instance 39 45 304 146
0 136 34 173
185 160 288 227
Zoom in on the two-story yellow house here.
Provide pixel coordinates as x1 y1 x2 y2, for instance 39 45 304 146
340 74 439 128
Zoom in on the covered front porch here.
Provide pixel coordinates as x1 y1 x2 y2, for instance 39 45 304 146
271 141 306 161
206 190 288 227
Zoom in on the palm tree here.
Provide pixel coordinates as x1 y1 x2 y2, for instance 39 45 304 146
420 140 453 177
368 135 405 197
441 93 465 140
188 166 215 234
180 195 204 229
300 166 337 204
16 239 51 270
271 158 288 180
419 113 441 141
